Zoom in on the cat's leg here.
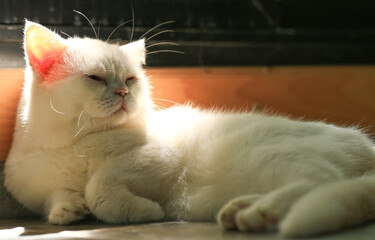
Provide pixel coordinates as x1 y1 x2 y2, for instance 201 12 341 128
85 168 165 224
45 189 89 225
218 181 315 232
280 176 375 237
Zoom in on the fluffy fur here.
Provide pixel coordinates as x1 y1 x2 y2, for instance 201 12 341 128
5 21 375 237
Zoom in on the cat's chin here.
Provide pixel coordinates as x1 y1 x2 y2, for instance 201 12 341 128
89 106 129 128
113 105 128 116
107 106 129 125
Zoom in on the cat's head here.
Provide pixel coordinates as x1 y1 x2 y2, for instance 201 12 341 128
23 20 151 135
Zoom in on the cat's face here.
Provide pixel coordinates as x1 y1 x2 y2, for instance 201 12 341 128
24 21 149 129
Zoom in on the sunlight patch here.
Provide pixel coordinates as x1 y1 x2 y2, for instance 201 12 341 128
0 227 25 239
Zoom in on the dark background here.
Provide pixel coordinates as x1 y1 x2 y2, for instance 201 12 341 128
1 0 375 67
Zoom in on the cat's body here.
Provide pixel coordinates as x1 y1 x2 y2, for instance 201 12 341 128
5 21 375 237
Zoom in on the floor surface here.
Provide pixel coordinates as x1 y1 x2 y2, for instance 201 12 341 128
1 219 375 240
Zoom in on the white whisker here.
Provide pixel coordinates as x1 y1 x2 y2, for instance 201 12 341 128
49 96 66 115
73 122 88 139
154 105 167 111
146 42 179 49
147 49 185 55
60 31 72 38
97 20 101 39
73 10 98 39
106 20 133 42
154 102 168 107
153 101 169 109
139 21 175 40
130 2 135 42
153 98 181 105
145 30 175 42
78 108 86 127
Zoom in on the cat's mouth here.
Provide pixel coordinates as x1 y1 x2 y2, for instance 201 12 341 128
91 104 128 123
112 104 127 116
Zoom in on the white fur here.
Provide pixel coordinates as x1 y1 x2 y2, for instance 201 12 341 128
5 21 375 237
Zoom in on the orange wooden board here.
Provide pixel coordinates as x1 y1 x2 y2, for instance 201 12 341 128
1 66 375 161
0 69 24 162
150 67 375 128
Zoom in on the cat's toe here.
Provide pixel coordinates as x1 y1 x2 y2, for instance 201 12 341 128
218 205 242 230
235 208 278 232
48 201 89 225
217 194 262 230
127 197 165 223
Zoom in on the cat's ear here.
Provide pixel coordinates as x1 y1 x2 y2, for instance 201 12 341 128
24 20 66 80
120 39 146 65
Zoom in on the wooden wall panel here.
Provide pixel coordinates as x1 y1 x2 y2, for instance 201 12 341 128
151 67 375 132
0 69 24 162
0 66 374 161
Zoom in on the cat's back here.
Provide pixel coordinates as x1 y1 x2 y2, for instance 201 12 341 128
151 105 375 182
151 105 372 153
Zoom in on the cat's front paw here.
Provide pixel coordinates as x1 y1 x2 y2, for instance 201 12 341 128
48 201 89 225
87 189 165 224
127 197 165 223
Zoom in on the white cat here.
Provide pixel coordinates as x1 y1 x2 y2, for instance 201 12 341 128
5 21 375 237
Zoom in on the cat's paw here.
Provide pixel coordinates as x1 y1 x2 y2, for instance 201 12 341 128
127 197 165 223
235 192 299 232
217 195 262 230
235 204 279 232
88 189 165 224
48 201 89 225
219 182 314 233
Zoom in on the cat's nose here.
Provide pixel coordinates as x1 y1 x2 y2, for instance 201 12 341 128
115 87 128 97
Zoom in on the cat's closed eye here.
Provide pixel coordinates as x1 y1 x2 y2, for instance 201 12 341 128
87 75 105 82
126 76 136 82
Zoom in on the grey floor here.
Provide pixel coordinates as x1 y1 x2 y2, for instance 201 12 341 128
1 219 375 240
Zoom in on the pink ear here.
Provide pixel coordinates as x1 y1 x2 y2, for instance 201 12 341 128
25 24 66 81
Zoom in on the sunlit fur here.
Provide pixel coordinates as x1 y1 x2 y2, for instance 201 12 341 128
5 21 375 237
